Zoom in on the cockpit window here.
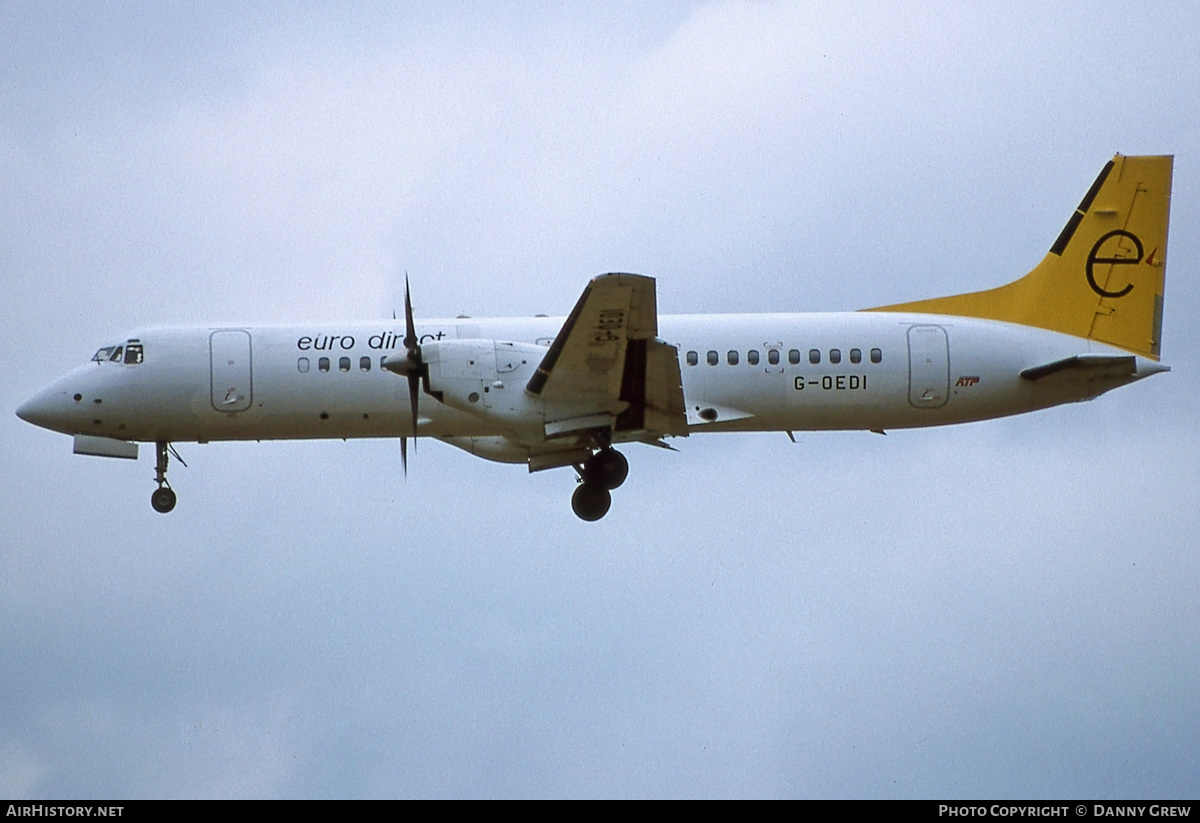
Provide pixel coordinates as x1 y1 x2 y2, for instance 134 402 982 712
92 341 145 365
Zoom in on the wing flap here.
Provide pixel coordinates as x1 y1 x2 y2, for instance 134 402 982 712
639 339 688 435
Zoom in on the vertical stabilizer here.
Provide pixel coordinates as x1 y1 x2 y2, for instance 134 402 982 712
867 154 1173 359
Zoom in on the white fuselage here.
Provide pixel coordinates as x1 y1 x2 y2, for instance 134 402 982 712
19 311 1161 452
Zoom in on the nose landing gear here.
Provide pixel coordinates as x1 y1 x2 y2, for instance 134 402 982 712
150 441 181 514
570 448 629 521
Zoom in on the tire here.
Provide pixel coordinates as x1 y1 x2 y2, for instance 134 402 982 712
587 449 629 490
571 482 611 521
151 487 177 514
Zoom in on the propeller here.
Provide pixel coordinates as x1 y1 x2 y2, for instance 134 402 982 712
403 277 425 470
385 276 427 476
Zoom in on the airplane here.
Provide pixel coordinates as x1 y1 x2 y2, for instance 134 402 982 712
16 154 1173 521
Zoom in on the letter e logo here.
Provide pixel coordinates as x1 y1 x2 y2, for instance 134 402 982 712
1086 230 1142 298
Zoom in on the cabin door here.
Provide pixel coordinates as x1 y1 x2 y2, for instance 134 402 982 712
210 330 253 412
907 325 949 408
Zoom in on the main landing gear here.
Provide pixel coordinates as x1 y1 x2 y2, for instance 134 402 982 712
570 448 629 522
150 441 180 514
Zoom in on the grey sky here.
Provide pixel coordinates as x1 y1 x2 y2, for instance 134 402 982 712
3 1 1198 798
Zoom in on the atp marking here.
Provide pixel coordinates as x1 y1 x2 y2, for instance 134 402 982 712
955 376 979 387
1086 230 1142 298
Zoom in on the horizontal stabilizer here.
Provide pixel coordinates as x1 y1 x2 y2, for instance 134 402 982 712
1020 354 1137 383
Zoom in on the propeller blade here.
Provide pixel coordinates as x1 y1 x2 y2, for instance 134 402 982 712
403 276 422 440
407 371 420 446
403 275 417 351
400 436 408 478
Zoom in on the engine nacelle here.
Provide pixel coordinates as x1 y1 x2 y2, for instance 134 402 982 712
422 339 547 438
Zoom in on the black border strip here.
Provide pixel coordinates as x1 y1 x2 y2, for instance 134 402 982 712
1049 160 1115 256
526 279 595 395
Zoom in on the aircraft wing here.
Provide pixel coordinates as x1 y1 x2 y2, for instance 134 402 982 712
526 273 687 439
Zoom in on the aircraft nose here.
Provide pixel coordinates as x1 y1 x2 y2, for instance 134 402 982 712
16 388 67 432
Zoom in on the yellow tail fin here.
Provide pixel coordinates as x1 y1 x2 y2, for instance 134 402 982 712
867 154 1173 359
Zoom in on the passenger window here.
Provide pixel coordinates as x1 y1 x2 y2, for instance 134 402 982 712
788 349 800 365
339 357 351 372
747 350 760 365
319 357 330 373
124 343 143 365
298 357 310 373
707 351 719 366
381 356 389 369
686 351 698 366
870 348 883 364
829 348 841 365
809 349 821 365
849 348 862 364
768 350 780 365
727 350 739 366
360 356 371 372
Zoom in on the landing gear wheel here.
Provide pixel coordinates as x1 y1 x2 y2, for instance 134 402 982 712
151 487 177 514
586 448 628 490
571 482 612 521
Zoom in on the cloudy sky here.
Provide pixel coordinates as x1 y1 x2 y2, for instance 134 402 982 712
3 1 1198 798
